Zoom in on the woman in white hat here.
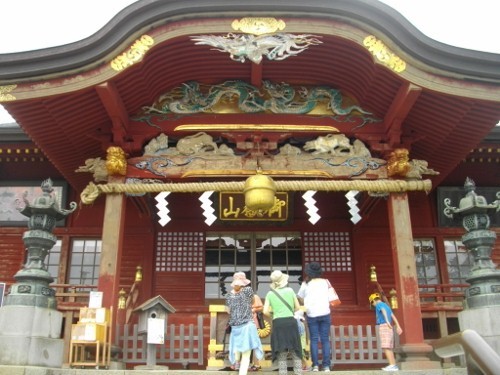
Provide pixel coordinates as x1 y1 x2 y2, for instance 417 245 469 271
263 270 303 375
226 271 264 375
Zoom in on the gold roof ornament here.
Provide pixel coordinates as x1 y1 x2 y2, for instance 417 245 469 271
110 35 154 72
363 36 406 73
0 84 17 102
231 17 286 35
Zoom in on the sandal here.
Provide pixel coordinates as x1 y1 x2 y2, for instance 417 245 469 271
249 365 261 371
230 362 240 371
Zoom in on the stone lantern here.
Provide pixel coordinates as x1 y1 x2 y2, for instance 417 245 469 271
0 178 77 367
6 178 77 308
443 177 500 352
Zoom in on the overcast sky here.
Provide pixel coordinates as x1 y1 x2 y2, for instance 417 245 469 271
1 0 499 123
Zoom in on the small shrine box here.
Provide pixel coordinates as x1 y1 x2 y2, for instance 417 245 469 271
133 295 176 334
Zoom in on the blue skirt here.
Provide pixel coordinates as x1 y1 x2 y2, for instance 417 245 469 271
228 321 264 364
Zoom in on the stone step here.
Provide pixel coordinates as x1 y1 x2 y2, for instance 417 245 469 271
0 365 468 375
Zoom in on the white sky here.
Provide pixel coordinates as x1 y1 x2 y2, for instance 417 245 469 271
1 0 499 124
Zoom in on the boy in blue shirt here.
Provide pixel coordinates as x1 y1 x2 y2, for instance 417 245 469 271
369 293 403 372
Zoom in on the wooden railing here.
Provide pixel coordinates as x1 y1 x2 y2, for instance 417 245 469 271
419 283 468 313
52 283 97 305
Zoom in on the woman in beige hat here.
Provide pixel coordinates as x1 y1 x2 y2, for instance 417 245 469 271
263 270 303 375
226 271 264 375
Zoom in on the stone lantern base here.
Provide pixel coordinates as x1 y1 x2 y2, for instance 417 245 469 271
459 305 500 354
0 305 64 367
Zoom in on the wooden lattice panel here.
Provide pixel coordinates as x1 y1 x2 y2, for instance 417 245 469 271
302 232 352 272
155 232 204 272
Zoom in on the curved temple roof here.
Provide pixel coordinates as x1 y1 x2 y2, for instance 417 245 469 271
0 0 499 191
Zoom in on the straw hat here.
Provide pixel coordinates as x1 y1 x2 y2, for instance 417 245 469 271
270 270 289 289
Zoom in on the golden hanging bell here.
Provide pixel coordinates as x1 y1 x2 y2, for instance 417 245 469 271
370 265 378 283
118 288 127 310
244 172 276 211
135 265 143 282
390 288 398 310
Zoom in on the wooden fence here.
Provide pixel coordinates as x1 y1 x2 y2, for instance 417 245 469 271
207 305 398 369
331 324 398 364
113 315 204 368
208 324 398 368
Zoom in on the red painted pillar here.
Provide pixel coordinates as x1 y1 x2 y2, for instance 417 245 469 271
388 193 440 370
98 176 126 327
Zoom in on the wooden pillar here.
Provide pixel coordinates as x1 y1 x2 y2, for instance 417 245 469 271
388 193 440 370
98 178 126 320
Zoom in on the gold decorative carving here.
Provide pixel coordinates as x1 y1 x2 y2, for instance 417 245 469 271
110 35 154 72
387 148 439 179
106 146 127 176
231 17 286 35
387 148 410 177
174 124 339 133
181 170 334 178
0 85 17 102
133 133 382 180
363 36 406 73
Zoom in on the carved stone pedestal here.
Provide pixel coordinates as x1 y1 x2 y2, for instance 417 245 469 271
0 305 64 367
459 306 500 354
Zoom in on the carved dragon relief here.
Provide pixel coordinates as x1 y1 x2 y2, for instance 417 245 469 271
77 133 439 183
190 33 321 64
134 80 380 128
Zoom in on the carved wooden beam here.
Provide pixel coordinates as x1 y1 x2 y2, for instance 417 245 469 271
96 82 130 146
383 82 422 148
360 83 422 155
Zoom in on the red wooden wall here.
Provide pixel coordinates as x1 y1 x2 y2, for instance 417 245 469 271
0 182 498 326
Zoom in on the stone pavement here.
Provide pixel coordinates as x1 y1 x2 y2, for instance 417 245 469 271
0 365 468 375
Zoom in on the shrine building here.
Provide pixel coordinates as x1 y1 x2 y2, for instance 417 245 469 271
0 0 499 370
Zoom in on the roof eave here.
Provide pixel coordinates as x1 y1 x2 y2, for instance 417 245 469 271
0 0 499 83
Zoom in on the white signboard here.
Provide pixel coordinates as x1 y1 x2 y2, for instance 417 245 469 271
147 318 165 344
88 291 103 308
